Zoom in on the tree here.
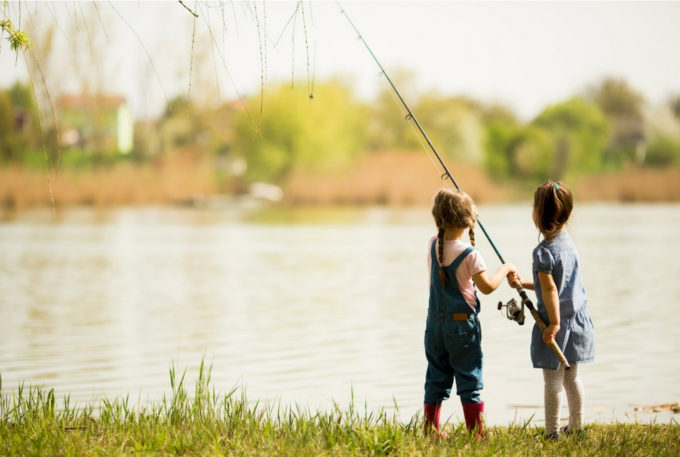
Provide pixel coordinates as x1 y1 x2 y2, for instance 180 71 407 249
365 68 420 151
533 97 610 178
232 80 367 183
484 121 553 180
0 82 38 162
587 78 645 165
412 93 484 163
669 95 680 122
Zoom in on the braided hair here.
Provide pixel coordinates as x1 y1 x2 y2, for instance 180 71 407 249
533 180 573 241
431 188 477 284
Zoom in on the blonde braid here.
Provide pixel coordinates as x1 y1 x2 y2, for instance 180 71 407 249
437 227 447 284
431 187 477 285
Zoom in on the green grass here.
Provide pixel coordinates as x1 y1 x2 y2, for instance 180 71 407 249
1 363 678 456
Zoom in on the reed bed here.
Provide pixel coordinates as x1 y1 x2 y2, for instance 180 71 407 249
283 151 508 206
1 363 678 457
3 153 680 211
575 167 680 202
0 159 219 210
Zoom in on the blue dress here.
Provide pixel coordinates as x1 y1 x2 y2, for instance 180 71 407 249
531 231 595 370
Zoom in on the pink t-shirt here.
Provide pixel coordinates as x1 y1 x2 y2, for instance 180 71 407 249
427 236 487 311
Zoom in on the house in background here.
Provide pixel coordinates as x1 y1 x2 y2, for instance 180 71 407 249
58 94 134 155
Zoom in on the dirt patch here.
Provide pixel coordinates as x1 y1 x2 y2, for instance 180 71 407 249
634 402 680 413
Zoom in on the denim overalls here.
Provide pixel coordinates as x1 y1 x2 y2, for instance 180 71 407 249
424 242 483 405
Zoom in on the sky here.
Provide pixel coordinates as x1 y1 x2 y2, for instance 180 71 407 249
1 1 680 121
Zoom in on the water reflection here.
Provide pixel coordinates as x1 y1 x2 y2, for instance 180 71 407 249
0 204 678 425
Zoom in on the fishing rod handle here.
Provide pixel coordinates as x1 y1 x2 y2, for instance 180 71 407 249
514 284 571 369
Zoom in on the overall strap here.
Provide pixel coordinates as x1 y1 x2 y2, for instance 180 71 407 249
449 246 475 272
431 240 474 271
430 237 438 266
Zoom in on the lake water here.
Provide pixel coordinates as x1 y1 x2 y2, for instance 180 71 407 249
1 203 679 426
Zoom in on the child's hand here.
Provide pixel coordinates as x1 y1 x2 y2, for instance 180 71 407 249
543 323 560 346
507 271 521 288
504 263 516 277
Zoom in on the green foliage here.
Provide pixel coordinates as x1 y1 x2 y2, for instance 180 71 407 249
0 17 32 52
484 122 553 180
0 83 38 162
412 94 484 162
367 89 421 151
532 97 611 177
484 97 611 182
233 81 367 183
588 78 645 166
589 77 644 118
645 136 680 167
365 69 420 151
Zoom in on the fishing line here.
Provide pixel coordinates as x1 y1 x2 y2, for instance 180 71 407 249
337 3 504 263
338 3 571 368
382 79 457 192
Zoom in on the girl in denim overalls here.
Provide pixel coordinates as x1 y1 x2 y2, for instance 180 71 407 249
424 188 516 438
509 181 595 440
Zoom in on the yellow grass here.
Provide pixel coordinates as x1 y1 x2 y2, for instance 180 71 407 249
283 151 507 206
575 167 680 202
2 152 680 210
0 158 218 210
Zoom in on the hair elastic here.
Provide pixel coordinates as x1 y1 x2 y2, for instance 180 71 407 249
555 182 560 190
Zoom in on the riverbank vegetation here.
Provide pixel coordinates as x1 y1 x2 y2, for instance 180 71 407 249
1 365 677 457
2 74 680 209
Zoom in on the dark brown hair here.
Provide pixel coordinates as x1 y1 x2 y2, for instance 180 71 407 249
431 187 476 284
533 180 573 240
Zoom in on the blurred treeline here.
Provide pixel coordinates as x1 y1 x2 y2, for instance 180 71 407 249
2 75 680 203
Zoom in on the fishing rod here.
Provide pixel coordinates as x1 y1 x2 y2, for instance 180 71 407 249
338 4 570 368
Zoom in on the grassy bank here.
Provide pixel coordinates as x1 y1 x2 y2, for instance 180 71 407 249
1 366 677 457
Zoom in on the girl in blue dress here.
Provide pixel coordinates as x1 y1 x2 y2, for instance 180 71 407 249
509 181 595 440
424 188 516 438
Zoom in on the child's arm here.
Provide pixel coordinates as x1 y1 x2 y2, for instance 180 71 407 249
472 263 516 295
537 271 560 345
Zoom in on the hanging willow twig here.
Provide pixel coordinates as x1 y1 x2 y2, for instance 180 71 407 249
0 17 31 51
178 0 198 18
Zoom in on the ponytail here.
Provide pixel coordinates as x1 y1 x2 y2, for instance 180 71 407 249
534 180 573 240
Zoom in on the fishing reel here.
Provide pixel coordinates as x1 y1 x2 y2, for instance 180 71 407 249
497 298 525 325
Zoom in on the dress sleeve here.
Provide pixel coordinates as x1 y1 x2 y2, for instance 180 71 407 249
533 244 554 274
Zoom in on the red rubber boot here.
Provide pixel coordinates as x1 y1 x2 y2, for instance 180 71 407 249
423 403 448 438
462 402 485 439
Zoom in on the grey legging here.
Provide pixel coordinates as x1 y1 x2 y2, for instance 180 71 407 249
542 363 584 434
